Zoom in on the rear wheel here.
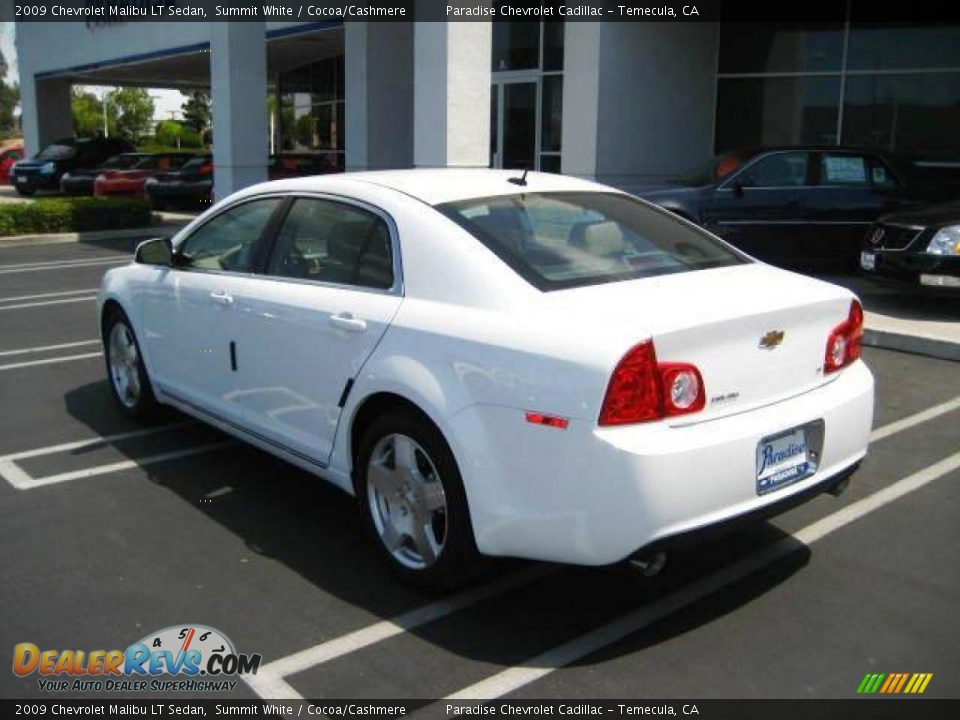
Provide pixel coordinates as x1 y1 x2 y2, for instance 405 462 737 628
357 408 479 590
104 308 159 421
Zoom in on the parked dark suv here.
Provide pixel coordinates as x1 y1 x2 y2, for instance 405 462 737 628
10 136 134 196
636 147 955 269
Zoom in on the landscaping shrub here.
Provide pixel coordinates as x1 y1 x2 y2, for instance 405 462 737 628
0 196 153 236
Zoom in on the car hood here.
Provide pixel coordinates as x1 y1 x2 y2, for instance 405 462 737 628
879 199 960 228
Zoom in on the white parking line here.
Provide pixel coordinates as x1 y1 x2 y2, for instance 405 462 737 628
0 255 129 270
0 296 97 311
0 421 236 491
240 395 960 701
0 288 99 303
0 340 101 358
243 566 553 700
445 449 960 700
870 396 960 442
0 258 129 275
0 351 103 372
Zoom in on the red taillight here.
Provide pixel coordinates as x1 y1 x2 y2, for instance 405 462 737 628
525 412 569 430
824 299 864 374
598 341 705 426
198 163 213 176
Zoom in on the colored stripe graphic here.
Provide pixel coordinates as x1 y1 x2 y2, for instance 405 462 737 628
857 672 933 694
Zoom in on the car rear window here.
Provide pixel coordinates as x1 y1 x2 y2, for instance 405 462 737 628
438 192 747 291
36 143 76 161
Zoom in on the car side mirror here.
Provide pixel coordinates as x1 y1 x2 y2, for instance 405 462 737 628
134 236 173 267
731 179 745 198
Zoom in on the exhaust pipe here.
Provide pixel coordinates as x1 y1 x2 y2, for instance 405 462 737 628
629 551 667 578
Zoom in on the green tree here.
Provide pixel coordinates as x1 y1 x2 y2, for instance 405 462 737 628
181 90 211 134
72 89 116 137
0 50 20 137
109 88 154 143
154 119 183 147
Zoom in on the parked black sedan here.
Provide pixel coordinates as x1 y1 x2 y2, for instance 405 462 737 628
10 136 134 196
860 201 960 295
59 152 151 196
144 154 213 209
636 147 955 269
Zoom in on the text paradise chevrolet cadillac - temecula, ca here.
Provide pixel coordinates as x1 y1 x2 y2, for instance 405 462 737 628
97 169 874 588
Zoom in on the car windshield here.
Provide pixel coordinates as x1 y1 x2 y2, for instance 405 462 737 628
438 192 747 291
36 143 76 161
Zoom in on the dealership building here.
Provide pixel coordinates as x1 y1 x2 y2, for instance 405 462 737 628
14 11 960 199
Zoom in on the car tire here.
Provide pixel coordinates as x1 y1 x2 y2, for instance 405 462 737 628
357 408 480 591
15 186 35 196
103 307 160 421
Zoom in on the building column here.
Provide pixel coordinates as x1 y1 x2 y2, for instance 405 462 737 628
20 78 72 157
210 22 268 200
560 23 602 181
345 22 414 171
413 21 491 168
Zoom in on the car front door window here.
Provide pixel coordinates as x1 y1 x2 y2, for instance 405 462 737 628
735 152 811 188
177 198 282 273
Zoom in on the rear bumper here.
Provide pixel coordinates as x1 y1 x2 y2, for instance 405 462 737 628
454 361 874 566
11 173 59 191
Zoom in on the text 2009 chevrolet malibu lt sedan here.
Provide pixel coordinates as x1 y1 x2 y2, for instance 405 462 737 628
97 170 874 588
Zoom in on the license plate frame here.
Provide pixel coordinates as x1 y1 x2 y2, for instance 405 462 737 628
756 421 823 496
860 251 876 271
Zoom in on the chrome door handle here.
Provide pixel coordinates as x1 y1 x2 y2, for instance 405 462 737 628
209 290 234 306
329 312 367 333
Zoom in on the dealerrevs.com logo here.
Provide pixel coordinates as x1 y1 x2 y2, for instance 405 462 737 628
13 624 261 693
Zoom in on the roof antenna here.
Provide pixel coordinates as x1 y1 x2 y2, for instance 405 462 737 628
508 168 529 186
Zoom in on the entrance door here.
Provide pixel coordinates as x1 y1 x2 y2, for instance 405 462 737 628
491 79 538 171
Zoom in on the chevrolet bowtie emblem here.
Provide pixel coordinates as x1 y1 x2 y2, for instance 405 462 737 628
759 330 785 349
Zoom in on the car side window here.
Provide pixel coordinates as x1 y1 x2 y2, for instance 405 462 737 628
177 198 281 273
867 157 901 190
266 198 394 290
735 152 810 188
820 153 871 187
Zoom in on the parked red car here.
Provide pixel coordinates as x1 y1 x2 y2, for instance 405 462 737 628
0 146 24 184
93 154 192 198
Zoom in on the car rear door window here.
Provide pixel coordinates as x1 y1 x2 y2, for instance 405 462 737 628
177 198 282 273
265 198 394 290
820 153 871 187
735 152 811 188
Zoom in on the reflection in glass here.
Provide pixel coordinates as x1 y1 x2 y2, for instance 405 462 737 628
718 20 844 74
543 21 565 71
503 83 537 170
492 22 540 71
715 77 841 152
842 73 960 159
847 21 960 70
541 75 563 153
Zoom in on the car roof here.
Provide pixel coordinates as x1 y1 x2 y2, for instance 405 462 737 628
244 168 616 206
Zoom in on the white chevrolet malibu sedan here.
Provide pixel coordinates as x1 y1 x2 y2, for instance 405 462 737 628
98 169 874 588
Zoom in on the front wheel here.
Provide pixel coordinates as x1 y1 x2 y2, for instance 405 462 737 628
357 409 479 590
15 186 35 196
104 308 159 421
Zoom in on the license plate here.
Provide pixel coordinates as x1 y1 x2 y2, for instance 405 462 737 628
860 251 876 271
756 427 815 495
15 176 25 184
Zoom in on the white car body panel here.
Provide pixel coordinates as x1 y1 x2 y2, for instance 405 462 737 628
98 169 874 566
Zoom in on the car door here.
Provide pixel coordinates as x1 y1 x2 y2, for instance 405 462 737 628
139 197 284 421
802 151 905 267
705 151 813 264
224 195 402 466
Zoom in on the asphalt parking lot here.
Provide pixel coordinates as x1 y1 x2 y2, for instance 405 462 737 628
0 238 958 703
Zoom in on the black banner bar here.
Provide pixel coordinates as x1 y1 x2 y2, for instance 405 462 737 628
10 0 960 23
3 699 960 719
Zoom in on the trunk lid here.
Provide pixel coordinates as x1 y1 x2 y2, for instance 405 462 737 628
544 263 855 424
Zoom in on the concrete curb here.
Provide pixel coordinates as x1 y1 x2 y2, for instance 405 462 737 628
0 223 187 248
863 328 960 363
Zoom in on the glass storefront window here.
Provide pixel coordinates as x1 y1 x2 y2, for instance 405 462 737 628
541 75 563 153
847 23 960 71
718 21 845 74
842 73 960 159
278 55 344 167
492 22 540 71
715 76 841 152
543 21 565 71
